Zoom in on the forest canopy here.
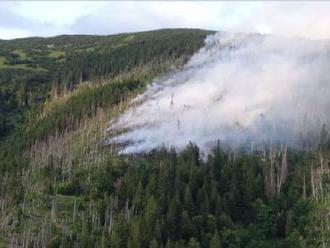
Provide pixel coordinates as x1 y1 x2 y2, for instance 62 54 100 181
0 29 329 248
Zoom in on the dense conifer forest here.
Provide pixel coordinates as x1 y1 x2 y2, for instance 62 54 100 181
0 29 329 247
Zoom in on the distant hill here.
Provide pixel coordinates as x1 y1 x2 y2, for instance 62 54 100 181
0 28 213 140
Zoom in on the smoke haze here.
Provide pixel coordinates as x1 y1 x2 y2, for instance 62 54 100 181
107 32 330 153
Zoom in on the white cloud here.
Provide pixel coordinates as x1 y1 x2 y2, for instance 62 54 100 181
0 27 29 40
14 1 105 26
233 2 330 40
0 1 329 39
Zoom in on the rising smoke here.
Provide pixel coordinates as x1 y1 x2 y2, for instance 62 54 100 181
107 32 330 154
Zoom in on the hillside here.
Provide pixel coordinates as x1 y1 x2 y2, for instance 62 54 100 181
0 29 330 248
0 28 212 140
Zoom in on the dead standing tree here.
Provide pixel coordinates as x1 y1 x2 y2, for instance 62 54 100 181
265 145 289 198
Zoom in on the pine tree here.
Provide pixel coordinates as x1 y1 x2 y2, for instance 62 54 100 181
16 83 27 107
149 238 159 248
184 184 194 213
187 237 201 248
210 231 221 248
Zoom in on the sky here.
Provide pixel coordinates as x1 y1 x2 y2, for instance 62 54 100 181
0 1 330 40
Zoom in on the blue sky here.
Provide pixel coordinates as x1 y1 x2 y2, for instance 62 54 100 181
1 1 330 40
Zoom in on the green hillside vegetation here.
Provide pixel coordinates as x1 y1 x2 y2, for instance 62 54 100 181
47 51 65 59
0 29 330 247
0 56 46 71
0 28 211 140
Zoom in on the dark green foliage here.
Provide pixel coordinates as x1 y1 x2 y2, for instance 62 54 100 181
26 79 144 145
0 29 212 140
57 29 211 87
0 29 212 173
51 143 312 247
0 29 328 247
0 80 145 175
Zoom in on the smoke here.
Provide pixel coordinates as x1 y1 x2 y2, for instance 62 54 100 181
107 32 330 154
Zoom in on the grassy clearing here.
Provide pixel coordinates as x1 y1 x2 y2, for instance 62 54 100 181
0 56 47 72
12 49 27 60
123 35 135 42
48 50 65 58
0 238 6 248
86 47 95 52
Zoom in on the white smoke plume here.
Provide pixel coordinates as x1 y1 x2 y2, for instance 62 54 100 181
107 32 330 154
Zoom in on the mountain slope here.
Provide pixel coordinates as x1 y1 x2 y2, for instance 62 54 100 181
0 28 215 246
0 29 330 247
0 28 212 140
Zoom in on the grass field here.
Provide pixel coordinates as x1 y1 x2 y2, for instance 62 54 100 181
0 238 6 248
0 56 47 72
48 50 65 58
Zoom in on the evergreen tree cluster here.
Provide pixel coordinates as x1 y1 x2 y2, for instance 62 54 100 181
0 29 212 140
0 29 329 247
42 143 328 248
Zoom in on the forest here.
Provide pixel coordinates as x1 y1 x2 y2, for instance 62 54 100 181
0 29 210 140
0 29 329 247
